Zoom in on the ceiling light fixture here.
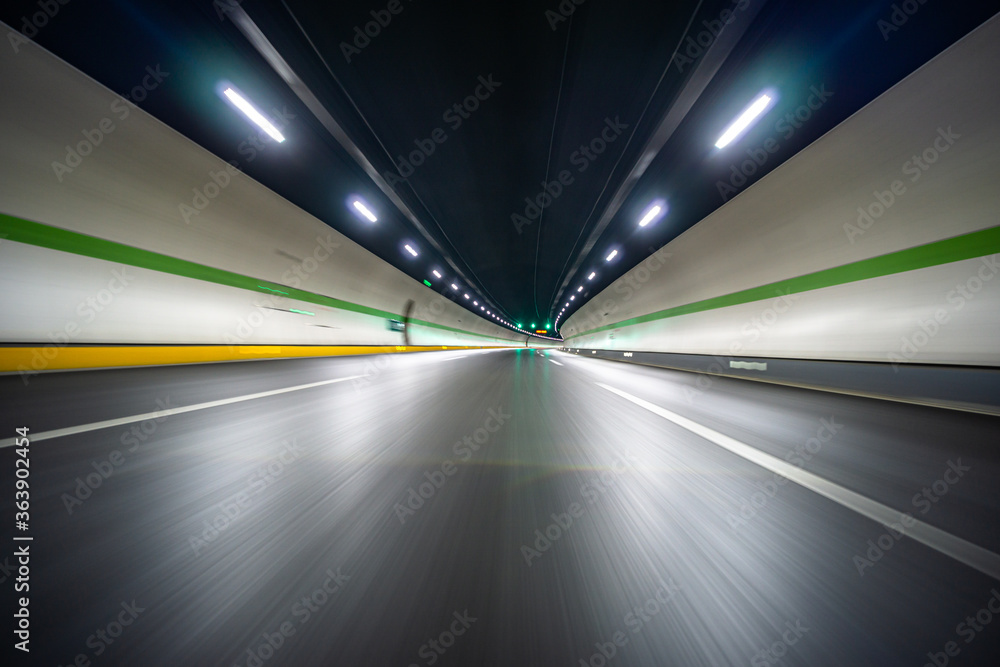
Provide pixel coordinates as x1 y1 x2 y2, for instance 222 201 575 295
351 200 377 222
715 93 773 149
638 205 662 227
223 88 286 142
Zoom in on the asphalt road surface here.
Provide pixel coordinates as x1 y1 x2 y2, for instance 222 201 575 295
2 349 999 666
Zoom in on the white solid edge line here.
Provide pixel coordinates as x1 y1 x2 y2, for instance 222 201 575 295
596 382 1000 582
549 359 564 366
0 375 365 449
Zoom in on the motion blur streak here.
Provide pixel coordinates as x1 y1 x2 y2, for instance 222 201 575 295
0 374 364 448
1 2 999 665
596 381 1000 581
2 349 998 665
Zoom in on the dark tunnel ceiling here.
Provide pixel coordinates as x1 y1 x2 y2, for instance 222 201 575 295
2 0 995 334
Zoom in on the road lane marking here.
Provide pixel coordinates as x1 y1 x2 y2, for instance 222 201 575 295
596 382 1000 582
0 375 364 448
549 359 564 366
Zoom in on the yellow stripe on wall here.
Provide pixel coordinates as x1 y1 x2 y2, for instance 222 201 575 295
0 345 504 373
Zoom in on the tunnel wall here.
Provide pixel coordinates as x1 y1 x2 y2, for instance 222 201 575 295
0 27 537 353
561 13 1000 367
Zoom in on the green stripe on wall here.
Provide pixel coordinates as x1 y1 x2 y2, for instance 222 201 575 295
0 213 507 342
567 225 1000 339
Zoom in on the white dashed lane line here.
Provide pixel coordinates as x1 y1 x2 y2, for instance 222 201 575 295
0 375 364 448
596 382 1000 582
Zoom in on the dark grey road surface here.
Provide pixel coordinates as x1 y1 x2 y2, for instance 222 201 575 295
2 349 999 666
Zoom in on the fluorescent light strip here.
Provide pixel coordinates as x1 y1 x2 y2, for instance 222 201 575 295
715 94 772 149
352 200 377 222
638 205 661 227
404 244 418 257
224 88 285 142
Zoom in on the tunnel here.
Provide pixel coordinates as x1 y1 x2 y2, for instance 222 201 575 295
1 1 999 665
